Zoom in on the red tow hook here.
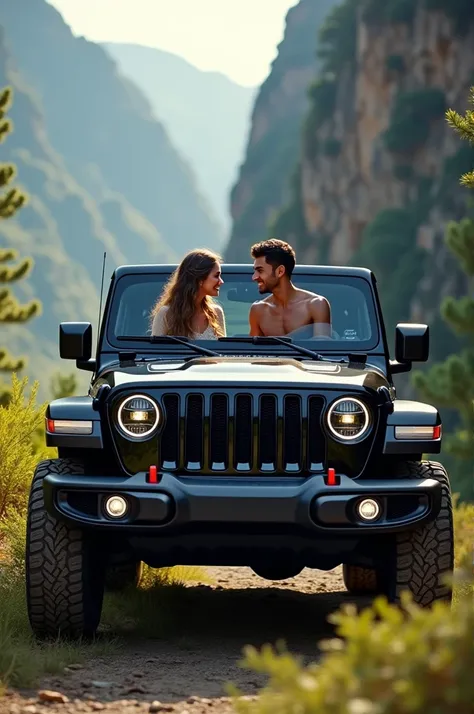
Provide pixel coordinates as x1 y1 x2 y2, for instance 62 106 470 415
326 467 340 486
148 465 159 484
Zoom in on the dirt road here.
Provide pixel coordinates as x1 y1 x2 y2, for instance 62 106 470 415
2 565 370 714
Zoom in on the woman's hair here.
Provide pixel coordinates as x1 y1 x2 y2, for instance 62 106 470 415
150 248 224 338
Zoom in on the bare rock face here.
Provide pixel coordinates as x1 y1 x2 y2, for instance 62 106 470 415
297 3 474 333
225 0 339 261
227 1 474 352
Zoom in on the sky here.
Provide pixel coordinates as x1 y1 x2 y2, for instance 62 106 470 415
47 0 297 87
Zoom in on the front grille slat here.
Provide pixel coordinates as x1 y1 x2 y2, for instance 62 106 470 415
259 395 277 471
185 394 204 470
160 394 179 470
283 395 302 472
234 394 252 471
210 394 228 470
159 391 325 476
308 396 325 469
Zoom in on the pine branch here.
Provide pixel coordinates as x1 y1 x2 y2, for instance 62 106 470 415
0 296 41 323
0 255 32 283
0 249 17 264
0 348 24 372
445 217 474 276
0 188 27 218
441 296 474 337
0 164 15 188
446 88 474 191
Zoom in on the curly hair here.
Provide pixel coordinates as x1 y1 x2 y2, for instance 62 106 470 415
250 238 296 278
150 248 224 338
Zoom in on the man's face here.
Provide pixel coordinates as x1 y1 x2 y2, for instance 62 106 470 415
252 256 282 294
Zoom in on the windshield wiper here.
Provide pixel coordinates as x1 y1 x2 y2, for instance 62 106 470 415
150 335 221 357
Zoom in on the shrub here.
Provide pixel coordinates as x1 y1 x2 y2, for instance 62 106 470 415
230 496 473 713
363 0 417 25
383 89 447 153
317 0 359 76
231 583 474 714
0 374 51 519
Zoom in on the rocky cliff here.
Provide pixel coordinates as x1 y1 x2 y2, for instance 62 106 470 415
227 0 474 358
225 0 338 262
296 0 474 338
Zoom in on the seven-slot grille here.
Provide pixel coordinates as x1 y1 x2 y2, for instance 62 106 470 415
159 392 325 474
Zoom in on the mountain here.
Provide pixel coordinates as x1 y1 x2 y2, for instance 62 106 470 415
0 0 223 259
226 0 474 361
103 43 256 232
264 0 474 355
0 0 228 397
224 0 339 262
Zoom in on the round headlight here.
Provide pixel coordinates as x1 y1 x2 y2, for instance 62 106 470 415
117 394 160 438
327 397 370 441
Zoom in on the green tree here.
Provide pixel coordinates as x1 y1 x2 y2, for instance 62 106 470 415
0 86 41 402
412 87 474 502
446 86 474 188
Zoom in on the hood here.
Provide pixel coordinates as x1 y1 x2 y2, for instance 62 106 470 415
93 355 389 393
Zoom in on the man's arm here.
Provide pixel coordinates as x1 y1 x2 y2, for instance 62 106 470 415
309 296 332 338
249 303 264 336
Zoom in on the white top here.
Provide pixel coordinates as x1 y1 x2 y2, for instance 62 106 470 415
151 304 226 340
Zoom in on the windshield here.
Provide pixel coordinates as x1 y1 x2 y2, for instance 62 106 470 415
106 271 380 351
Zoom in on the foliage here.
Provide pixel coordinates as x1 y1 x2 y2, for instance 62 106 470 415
363 0 417 24
412 215 474 501
230 503 474 714
0 87 27 218
0 86 41 403
303 78 338 157
231 575 474 714
453 496 474 569
0 374 49 519
425 0 474 35
0 573 117 689
445 86 474 188
351 208 425 334
317 0 360 76
383 89 447 153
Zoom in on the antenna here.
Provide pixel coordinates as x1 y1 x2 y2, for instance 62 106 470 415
97 251 107 339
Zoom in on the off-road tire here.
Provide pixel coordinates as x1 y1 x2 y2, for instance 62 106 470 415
342 564 381 595
26 458 106 640
105 556 143 592
389 460 454 606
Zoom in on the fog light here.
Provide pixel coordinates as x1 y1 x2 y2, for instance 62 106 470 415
356 498 380 521
104 495 128 518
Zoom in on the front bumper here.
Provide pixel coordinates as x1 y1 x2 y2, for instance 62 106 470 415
43 470 442 536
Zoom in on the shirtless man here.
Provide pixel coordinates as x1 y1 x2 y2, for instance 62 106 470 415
248 239 332 338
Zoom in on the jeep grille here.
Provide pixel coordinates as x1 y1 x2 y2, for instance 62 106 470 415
158 392 325 475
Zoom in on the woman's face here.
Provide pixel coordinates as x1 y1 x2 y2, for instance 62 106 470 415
201 262 224 297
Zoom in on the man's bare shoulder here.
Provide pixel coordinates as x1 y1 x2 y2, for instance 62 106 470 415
250 297 273 311
293 287 327 302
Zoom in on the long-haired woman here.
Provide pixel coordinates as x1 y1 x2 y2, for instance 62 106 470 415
150 248 226 339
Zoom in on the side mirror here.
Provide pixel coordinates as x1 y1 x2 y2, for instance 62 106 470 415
390 323 429 374
59 322 92 362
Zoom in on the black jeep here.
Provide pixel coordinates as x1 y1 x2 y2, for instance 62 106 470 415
25 264 454 639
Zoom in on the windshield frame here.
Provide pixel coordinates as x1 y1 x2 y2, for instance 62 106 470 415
101 265 384 355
